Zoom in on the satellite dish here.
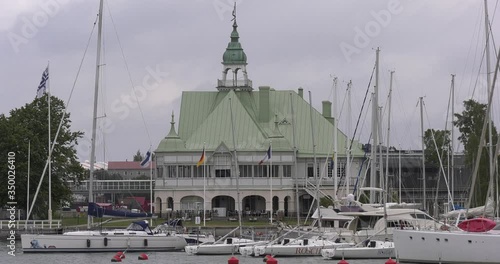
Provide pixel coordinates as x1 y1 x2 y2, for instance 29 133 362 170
346 194 355 202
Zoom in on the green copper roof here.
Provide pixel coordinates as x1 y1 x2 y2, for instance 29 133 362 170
156 113 186 152
222 21 247 65
156 88 365 158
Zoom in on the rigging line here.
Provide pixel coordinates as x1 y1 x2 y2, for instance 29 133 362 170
423 103 455 208
106 1 152 145
349 63 376 151
27 13 99 219
467 6 487 99
458 5 483 100
340 64 374 188
337 80 349 123
471 43 487 99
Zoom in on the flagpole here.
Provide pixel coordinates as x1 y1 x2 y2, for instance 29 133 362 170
47 62 52 228
150 147 153 223
26 140 30 229
203 143 206 227
269 142 273 224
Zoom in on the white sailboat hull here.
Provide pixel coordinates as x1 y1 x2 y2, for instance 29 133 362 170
321 241 395 259
253 242 352 257
21 233 187 253
394 229 500 263
185 241 261 255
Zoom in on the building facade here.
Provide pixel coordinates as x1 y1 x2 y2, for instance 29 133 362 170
153 17 367 219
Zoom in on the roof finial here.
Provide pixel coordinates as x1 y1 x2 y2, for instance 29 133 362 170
166 111 179 138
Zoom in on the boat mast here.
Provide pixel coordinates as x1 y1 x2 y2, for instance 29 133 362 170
419 97 426 212
378 106 384 203
333 77 338 200
48 62 52 228
385 71 394 205
483 0 495 210
289 93 300 226
370 48 380 204
450 74 455 209
308 91 321 230
346 80 352 195
228 97 242 233
88 0 104 229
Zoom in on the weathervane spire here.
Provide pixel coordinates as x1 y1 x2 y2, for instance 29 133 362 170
231 2 236 23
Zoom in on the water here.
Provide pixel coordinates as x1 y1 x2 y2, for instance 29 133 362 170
0 241 397 264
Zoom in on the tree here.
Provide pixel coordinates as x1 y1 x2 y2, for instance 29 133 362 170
423 129 451 167
133 150 143 162
0 95 85 219
454 99 499 207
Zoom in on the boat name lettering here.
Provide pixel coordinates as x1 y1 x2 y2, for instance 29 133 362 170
295 247 321 255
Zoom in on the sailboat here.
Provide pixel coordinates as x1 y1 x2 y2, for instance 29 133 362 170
20 0 187 253
393 2 500 263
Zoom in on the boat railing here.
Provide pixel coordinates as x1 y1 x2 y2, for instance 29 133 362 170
1 220 62 230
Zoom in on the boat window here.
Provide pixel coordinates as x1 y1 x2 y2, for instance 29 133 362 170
127 222 146 231
410 213 434 220
357 215 381 229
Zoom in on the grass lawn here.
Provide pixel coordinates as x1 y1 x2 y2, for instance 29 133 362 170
61 215 309 228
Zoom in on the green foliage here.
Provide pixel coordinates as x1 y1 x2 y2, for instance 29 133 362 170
133 150 143 162
94 169 123 180
0 95 85 219
453 99 499 207
423 129 451 167
319 196 334 208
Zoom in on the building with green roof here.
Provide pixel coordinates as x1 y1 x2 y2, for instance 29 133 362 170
153 14 367 220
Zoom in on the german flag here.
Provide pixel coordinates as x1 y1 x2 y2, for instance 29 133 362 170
196 147 205 167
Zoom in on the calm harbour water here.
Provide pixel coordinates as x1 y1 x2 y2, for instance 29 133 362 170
0 241 403 264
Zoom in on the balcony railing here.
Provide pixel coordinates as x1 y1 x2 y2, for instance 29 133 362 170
217 79 252 88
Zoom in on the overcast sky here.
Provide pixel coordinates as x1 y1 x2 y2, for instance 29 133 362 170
2 0 499 163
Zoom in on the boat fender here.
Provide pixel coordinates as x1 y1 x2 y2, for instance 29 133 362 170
104 237 108 246
385 257 397 264
111 255 122 262
138 253 149 260
228 256 239 264
144 239 148 247
87 239 91 248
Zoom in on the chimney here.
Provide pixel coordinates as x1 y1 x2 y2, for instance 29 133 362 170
259 86 271 123
298 87 303 98
322 101 332 118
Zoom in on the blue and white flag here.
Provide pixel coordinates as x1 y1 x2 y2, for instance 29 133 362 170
259 146 272 165
140 150 152 167
37 66 49 98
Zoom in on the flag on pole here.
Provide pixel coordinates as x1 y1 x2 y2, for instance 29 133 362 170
196 147 206 167
37 66 49 98
140 150 152 167
259 146 272 165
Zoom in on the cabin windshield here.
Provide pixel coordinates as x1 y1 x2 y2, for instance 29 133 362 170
410 213 434 220
126 222 146 231
357 215 382 229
